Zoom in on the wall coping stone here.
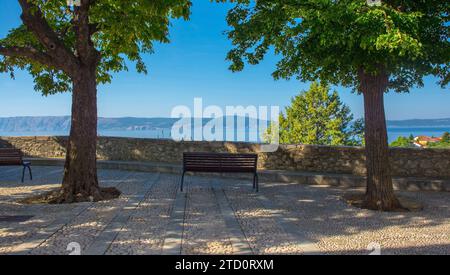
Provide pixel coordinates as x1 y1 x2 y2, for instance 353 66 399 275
3 135 450 152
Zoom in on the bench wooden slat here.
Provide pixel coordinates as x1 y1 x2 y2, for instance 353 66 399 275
0 154 21 157
0 149 24 166
183 167 257 172
0 158 22 161
185 164 256 168
0 155 22 158
185 162 257 166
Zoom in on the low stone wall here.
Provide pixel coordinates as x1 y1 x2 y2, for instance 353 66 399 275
1 136 449 179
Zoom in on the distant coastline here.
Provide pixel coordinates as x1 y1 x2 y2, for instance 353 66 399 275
0 116 266 132
387 118 450 128
1 116 450 143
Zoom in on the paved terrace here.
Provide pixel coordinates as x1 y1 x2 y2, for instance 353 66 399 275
0 166 449 255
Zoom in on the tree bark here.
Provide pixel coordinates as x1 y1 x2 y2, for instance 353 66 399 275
358 67 402 211
59 65 120 203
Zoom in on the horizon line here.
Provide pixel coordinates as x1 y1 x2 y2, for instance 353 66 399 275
1 115 450 122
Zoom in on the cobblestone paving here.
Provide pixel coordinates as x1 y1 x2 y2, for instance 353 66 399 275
106 174 178 255
182 177 234 255
0 168 124 254
30 171 148 255
224 186 305 254
0 166 449 255
260 182 450 255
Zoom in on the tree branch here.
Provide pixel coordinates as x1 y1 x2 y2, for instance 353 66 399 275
17 0 78 74
89 23 99 36
0 45 61 70
74 0 100 64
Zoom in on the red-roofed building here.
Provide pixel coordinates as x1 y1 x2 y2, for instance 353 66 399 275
414 136 442 148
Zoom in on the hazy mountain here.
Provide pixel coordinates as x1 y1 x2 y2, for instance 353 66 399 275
0 116 270 132
1 116 449 132
387 118 450 128
0 116 72 132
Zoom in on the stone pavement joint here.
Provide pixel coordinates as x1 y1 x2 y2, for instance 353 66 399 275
256 193 321 255
213 188 253 254
161 184 186 255
28 170 137 255
84 174 160 255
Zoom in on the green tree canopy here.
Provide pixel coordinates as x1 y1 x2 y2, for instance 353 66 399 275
224 0 449 92
274 82 363 146
0 0 191 95
390 135 414 147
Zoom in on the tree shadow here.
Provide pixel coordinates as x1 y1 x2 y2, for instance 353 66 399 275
248 180 449 254
1 164 448 255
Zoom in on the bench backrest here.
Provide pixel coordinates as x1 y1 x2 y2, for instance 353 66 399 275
0 149 23 166
183 152 258 173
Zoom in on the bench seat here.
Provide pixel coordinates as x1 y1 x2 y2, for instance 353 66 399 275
181 152 259 192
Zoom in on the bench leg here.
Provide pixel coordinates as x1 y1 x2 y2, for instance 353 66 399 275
180 171 186 192
253 174 256 190
28 165 33 181
255 174 259 192
21 166 26 183
21 164 32 183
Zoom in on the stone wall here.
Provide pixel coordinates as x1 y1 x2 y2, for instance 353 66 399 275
1 136 449 179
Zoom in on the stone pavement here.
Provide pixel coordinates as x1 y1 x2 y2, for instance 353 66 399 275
0 166 449 255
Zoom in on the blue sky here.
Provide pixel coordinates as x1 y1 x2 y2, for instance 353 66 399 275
0 0 449 120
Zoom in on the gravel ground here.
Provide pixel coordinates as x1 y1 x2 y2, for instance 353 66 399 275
0 166 448 255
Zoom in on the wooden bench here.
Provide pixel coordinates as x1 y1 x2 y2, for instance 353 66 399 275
181 152 259 192
0 149 32 183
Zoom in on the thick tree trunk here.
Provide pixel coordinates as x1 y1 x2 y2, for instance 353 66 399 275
358 67 402 211
58 65 120 203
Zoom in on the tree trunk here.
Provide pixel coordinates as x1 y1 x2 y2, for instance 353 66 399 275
358 67 402 211
58 65 120 203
